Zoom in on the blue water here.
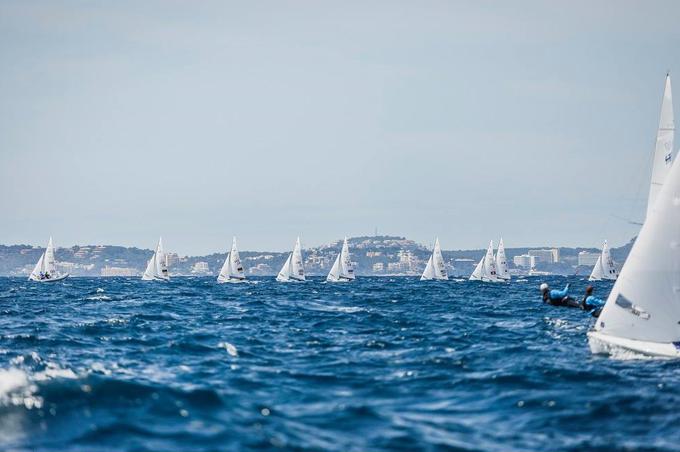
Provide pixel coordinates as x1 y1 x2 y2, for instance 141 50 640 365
1 276 679 452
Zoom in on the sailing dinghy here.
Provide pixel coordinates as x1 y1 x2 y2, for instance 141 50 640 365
327 237 355 282
421 237 448 281
276 237 306 282
587 141 680 358
588 240 618 281
217 237 246 283
142 237 169 281
28 237 69 282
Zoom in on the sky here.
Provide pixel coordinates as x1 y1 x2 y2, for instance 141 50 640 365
1 1 679 255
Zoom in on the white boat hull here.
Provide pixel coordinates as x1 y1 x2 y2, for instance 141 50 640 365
217 277 246 284
29 273 69 283
587 331 680 358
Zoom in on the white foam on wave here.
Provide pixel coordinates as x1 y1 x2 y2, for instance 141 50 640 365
86 295 112 301
0 368 41 410
218 342 238 357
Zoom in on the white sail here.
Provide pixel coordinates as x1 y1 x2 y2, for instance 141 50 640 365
469 256 484 281
29 237 68 282
29 253 45 281
328 237 354 282
218 237 246 283
327 253 343 282
276 254 293 282
420 255 435 281
495 237 510 280
422 237 448 281
588 149 680 357
588 256 604 281
340 237 354 280
277 237 305 282
142 237 169 281
647 73 675 219
483 240 500 282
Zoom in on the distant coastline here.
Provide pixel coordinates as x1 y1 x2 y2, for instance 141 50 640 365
0 236 635 278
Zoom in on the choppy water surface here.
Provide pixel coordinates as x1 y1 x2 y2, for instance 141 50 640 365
0 276 678 452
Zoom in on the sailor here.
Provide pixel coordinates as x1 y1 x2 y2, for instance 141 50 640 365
581 285 605 317
540 283 580 307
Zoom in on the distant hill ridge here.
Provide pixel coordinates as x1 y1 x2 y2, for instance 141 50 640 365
0 235 635 277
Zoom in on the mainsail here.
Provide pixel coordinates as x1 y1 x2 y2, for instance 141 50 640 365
327 237 355 282
588 145 680 357
142 237 169 281
217 237 246 283
495 238 510 280
421 237 448 281
483 240 500 282
647 73 675 219
277 237 305 282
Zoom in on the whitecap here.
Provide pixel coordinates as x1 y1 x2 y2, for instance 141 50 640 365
218 342 238 357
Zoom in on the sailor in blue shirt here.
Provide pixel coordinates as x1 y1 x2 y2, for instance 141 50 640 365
581 285 605 317
540 283 580 307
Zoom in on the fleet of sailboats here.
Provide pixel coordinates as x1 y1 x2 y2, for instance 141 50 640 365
469 240 502 282
588 240 618 281
327 237 355 282
28 237 69 282
142 237 170 281
276 237 306 282
420 238 448 281
217 237 246 283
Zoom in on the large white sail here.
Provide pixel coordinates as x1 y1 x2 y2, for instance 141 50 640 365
142 237 169 281
327 237 354 282
469 256 484 281
217 237 246 283
588 150 680 357
421 237 448 281
483 240 500 282
277 237 305 282
29 237 68 282
647 73 675 219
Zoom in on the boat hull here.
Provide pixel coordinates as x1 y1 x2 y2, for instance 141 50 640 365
587 331 680 358
217 277 246 284
29 273 69 283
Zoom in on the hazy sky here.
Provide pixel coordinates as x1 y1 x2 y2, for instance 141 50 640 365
1 1 679 254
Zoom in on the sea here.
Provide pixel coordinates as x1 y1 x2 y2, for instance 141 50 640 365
0 275 679 452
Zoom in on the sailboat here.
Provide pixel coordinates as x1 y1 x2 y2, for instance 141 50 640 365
142 237 169 281
327 237 355 282
587 143 680 357
276 237 305 282
646 73 675 219
421 237 448 281
495 238 511 281
28 237 69 282
588 240 618 281
217 237 246 283
469 241 502 282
